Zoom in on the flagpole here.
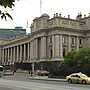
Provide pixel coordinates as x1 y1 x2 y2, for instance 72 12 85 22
26 19 29 34
27 19 28 29
40 0 42 15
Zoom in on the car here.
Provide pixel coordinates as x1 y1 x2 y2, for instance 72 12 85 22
0 65 3 77
35 70 49 76
3 69 14 76
66 72 90 84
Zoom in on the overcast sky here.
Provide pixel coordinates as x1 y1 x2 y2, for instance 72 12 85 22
0 0 90 33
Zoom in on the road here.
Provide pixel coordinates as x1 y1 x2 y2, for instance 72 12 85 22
0 73 90 90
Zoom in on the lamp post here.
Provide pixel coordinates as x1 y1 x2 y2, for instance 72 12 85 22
32 59 34 77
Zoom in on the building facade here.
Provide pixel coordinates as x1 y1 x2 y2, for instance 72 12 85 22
0 13 90 68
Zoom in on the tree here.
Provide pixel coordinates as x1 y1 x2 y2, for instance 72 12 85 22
0 0 15 20
64 51 77 67
75 48 90 73
75 48 90 65
64 48 90 75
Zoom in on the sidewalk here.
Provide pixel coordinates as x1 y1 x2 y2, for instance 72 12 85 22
28 76 66 82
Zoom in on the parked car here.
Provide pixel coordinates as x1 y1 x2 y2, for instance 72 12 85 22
3 69 14 76
35 70 49 76
0 65 3 77
66 72 90 84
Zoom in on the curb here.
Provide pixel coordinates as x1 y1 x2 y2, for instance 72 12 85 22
28 77 66 82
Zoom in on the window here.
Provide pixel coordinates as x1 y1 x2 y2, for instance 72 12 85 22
63 49 66 57
79 38 82 44
71 75 76 77
71 37 75 44
50 49 52 58
63 36 67 44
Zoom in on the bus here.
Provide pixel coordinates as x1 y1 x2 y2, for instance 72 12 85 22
0 65 3 77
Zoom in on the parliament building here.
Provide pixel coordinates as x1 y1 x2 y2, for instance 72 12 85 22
0 13 90 70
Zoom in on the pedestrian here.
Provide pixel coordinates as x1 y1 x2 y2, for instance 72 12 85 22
31 71 33 77
29 70 30 74
13 70 14 75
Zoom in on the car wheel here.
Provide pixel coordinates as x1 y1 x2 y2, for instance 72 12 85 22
82 80 87 84
68 79 72 83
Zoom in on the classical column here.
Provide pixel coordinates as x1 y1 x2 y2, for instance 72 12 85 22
17 46 19 62
4 49 7 64
41 37 47 59
67 35 71 52
29 42 31 61
52 35 55 57
35 39 38 59
5 49 8 64
27 43 30 61
76 36 79 51
33 40 36 59
43 37 47 58
24 44 26 61
30 41 33 60
13 47 15 63
8 48 9 60
10 47 12 64
8 48 10 64
55 35 60 57
59 35 63 57
20 45 22 61
41 37 43 58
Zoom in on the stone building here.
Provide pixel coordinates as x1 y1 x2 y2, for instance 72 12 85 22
0 13 90 70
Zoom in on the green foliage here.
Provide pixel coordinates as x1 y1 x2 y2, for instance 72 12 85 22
75 48 90 73
0 0 15 20
50 48 90 76
75 48 90 65
64 51 77 67
64 48 90 75
0 0 14 8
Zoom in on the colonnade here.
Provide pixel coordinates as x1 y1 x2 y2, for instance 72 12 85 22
1 34 81 65
2 43 30 65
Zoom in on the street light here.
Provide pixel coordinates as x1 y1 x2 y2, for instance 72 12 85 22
32 59 34 77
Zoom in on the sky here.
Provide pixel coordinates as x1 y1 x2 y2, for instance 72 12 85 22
0 0 90 33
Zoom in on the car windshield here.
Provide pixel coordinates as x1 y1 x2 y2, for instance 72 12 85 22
78 72 87 77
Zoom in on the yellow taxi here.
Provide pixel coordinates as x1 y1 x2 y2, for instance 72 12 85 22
66 72 90 84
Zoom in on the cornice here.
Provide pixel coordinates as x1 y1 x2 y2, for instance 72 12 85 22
47 26 83 33
2 26 87 47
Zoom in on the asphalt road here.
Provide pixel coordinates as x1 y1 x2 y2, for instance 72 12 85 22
0 86 17 90
0 73 90 90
